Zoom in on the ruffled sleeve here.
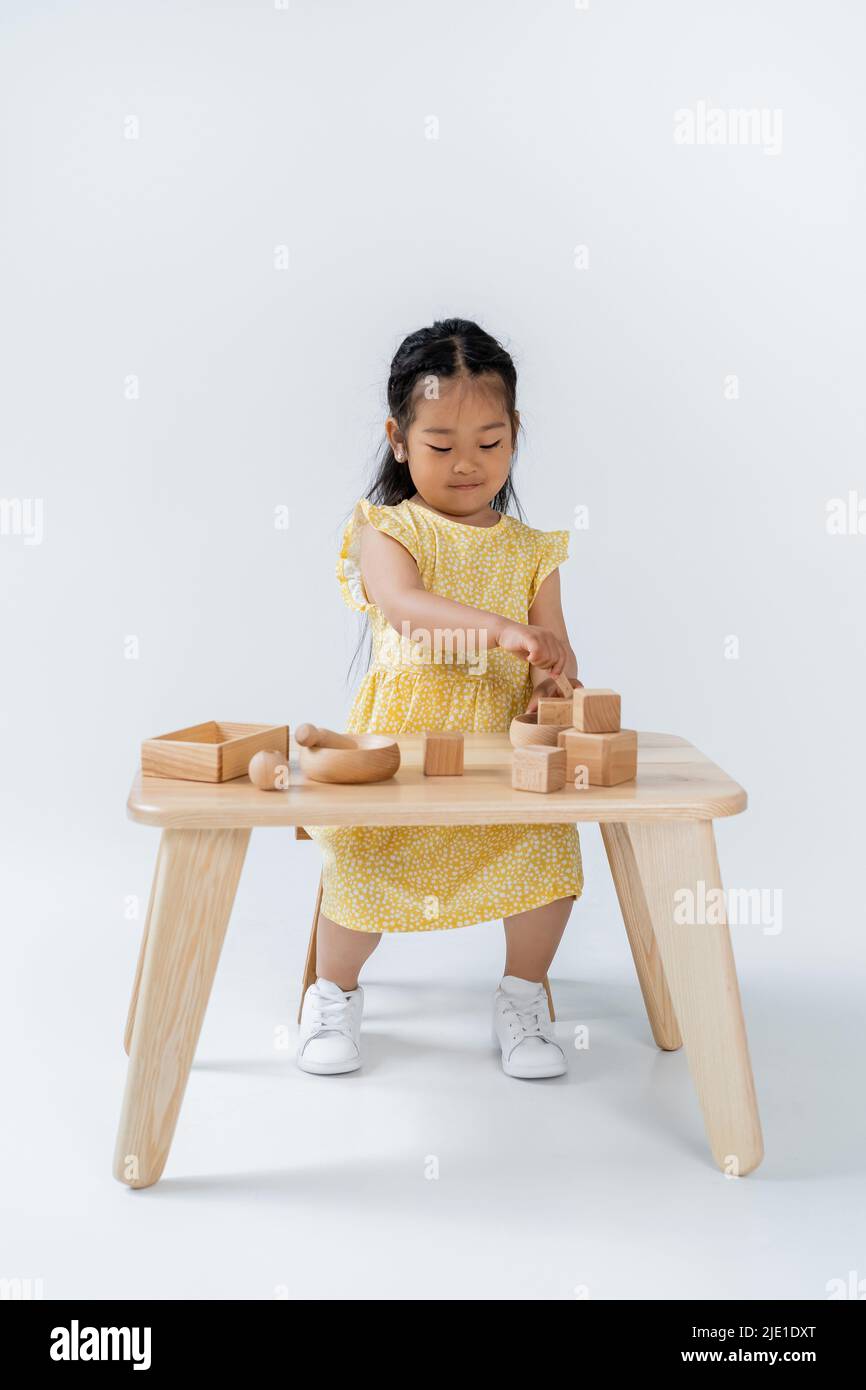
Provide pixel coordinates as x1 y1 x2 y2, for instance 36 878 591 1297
528 528 570 607
336 498 422 613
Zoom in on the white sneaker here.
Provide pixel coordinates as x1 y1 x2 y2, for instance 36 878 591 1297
493 975 566 1079
296 978 364 1075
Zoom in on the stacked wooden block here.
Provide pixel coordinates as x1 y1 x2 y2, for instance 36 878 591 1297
512 688 637 793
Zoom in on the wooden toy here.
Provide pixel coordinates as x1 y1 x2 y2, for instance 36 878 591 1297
537 698 574 728
295 723 400 784
527 668 578 724
571 688 621 734
248 749 289 791
422 731 464 776
141 721 288 783
294 724 358 750
512 746 567 793
557 728 637 786
509 712 562 749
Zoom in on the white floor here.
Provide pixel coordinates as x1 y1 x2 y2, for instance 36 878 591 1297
3 822 864 1302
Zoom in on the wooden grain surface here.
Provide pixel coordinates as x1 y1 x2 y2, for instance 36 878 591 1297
127 731 747 829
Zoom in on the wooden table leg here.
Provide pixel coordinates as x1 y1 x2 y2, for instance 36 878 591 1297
113 826 250 1189
611 820 764 1175
123 838 163 1054
601 823 682 1051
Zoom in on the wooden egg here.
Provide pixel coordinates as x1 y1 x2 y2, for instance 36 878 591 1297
248 748 289 791
509 712 563 749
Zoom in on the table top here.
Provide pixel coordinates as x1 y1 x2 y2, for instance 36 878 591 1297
126 731 747 829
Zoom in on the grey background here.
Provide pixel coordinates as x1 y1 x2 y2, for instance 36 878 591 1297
1 0 864 1300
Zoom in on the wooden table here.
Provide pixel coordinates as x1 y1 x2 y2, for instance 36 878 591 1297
118 731 761 1188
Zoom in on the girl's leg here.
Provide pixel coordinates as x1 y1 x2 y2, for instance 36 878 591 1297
298 914 379 1075
502 895 574 981
316 912 381 991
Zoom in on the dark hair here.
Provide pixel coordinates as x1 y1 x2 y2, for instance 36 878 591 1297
347 318 526 683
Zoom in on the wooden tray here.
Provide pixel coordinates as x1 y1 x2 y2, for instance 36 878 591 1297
141 721 288 783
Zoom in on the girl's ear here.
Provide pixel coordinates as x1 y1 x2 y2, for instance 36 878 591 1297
385 416 407 457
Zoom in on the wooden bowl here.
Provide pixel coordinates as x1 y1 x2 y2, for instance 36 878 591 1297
509 712 562 749
298 733 401 784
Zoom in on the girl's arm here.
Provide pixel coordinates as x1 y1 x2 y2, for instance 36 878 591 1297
524 567 582 714
359 526 572 677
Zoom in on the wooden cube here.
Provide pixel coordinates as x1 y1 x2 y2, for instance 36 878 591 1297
422 730 464 776
557 728 637 786
537 698 574 728
571 688 621 734
512 746 567 793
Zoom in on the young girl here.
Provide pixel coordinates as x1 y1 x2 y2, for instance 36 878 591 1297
298 318 583 1079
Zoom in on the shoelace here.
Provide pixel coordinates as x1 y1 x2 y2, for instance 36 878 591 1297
502 992 549 1041
308 991 353 1036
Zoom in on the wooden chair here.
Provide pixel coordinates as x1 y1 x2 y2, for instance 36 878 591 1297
293 826 555 1023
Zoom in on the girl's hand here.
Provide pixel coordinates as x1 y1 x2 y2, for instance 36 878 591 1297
498 622 572 677
524 673 584 716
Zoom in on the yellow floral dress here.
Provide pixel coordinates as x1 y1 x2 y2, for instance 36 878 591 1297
303 497 583 932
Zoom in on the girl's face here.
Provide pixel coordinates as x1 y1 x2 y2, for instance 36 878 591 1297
387 374 517 519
